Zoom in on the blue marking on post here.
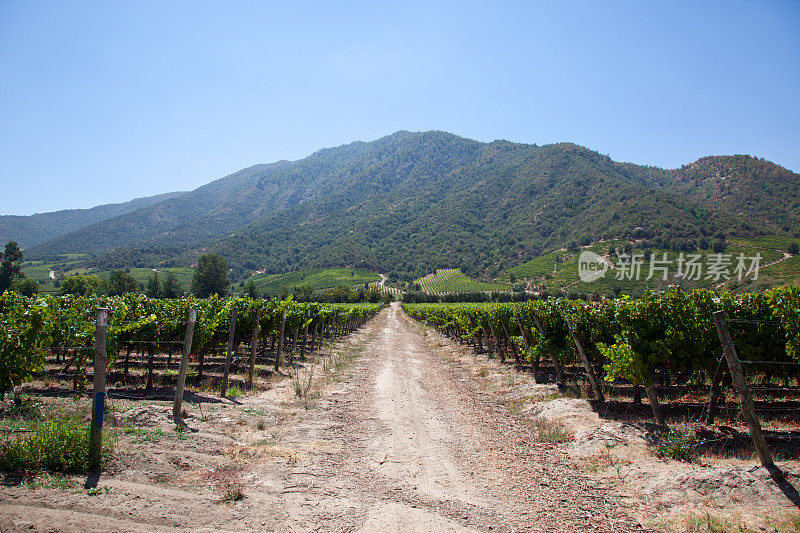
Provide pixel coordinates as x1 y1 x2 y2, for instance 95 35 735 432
93 391 105 429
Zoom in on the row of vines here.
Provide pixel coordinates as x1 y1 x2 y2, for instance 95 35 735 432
404 286 800 426
0 291 383 397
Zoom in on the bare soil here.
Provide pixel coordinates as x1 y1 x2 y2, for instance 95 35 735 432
6 302 796 532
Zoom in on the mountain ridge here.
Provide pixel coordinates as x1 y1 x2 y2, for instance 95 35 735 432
0 191 187 249
17 130 799 280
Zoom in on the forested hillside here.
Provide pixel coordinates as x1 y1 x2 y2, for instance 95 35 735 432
0 191 185 249
22 131 800 281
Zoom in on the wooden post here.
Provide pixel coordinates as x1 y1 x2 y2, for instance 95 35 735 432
533 314 565 385
644 382 665 426
502 322 521 367
173 309 197 419
487 321 504 362
248 311 260 389
274 310 286 372
713 311 774 468
145 344 155 392
89 308 108 472
515 312 531 352
565 317 605 404
291 325 299 364
220 308 238 398
300 309 309 360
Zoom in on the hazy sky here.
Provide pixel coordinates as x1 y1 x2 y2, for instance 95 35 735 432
1 1 798 215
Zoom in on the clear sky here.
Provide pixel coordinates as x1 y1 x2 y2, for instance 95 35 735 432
1 1 798 215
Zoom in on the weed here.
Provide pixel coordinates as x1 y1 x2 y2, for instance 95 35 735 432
256 419 265 430
0 417 103 474
291 363 316 410
25 473 78 490
218 485 245 503
653 424 701 462
534 418 571 443
224 386 242 400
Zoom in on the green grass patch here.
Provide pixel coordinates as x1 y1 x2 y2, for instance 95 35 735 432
124 426 191 443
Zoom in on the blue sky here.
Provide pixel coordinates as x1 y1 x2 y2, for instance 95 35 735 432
1 1 798 215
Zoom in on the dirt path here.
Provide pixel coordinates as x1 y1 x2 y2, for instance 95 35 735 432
0 303 641 532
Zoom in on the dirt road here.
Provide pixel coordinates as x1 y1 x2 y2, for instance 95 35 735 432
1 302 641 532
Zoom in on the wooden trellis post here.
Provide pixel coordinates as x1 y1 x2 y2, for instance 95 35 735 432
274 310 286 371
173 309 197 419
220 308 238 398
248 310 260 389
89 308 108 472
565 316 605 404
713 311 774 468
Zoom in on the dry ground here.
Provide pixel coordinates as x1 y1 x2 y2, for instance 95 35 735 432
1 303 797 531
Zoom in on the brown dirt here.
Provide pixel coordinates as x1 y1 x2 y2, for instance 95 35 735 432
0 302 644 532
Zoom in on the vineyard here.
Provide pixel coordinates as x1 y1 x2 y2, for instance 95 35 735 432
0 292 383 400
415 268 510 294
404 286 800 460
242 268 381 295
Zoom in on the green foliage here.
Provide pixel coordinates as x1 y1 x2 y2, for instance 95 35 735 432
0 241 25 293
11 278 39 296
404 286 800 397
0 292 53 394
192 254 229 298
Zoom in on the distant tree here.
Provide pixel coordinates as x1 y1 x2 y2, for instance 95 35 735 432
59 275 106 296
108 270 138 296
788 242 799 255
145 272 161 298
0 241 25 293
11 278 39 296
161 272 183 299
192 254 229 298
292 285 313 302
566 239 579 252
243 279 260 299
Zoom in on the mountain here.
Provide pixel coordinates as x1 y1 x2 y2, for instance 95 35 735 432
0 191 186 249
22 131 800 280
